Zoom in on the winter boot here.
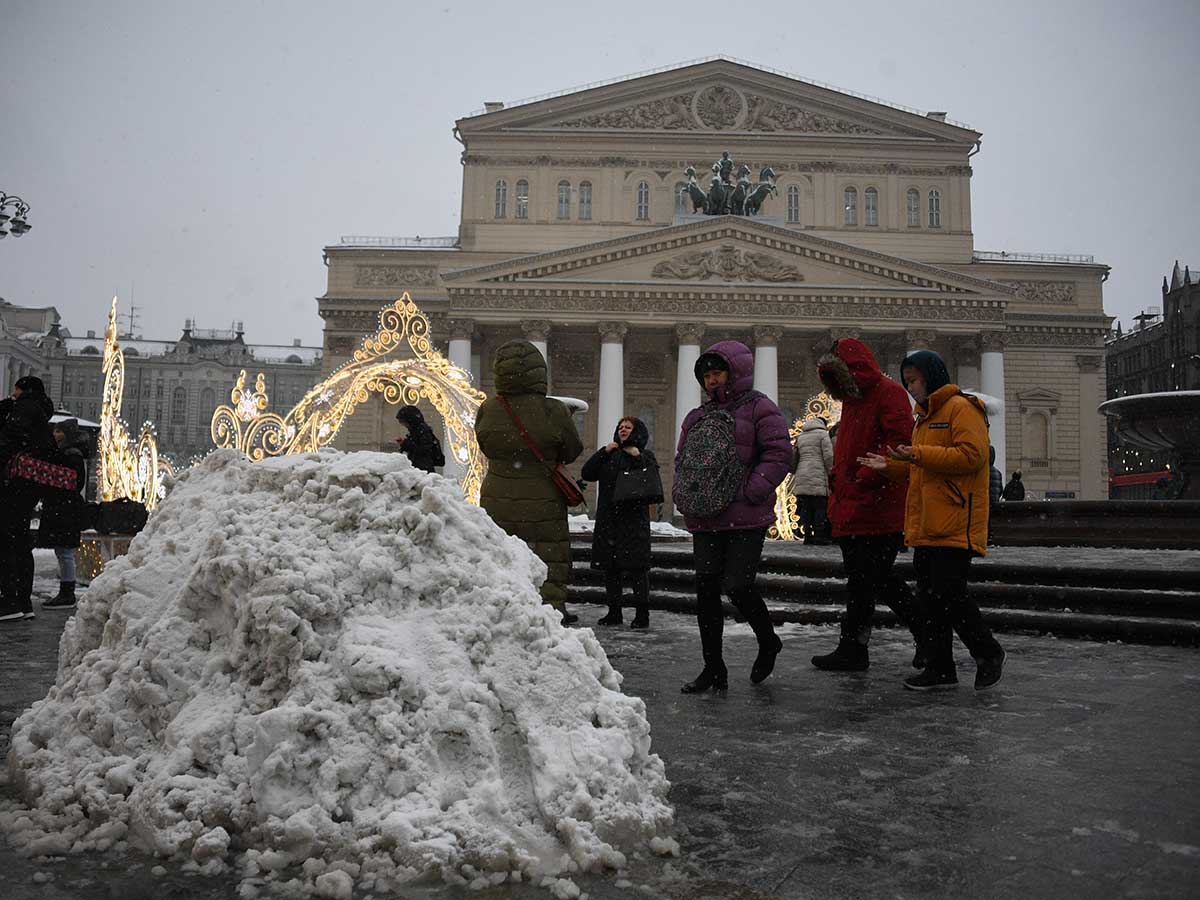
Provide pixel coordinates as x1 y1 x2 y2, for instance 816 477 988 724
682 585 727 693
811 638 870 672
732 588 783 685
597 603 623 626
903 668 959 691
43 582 77 611
629 606 649 629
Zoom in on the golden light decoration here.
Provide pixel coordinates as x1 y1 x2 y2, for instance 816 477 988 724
211 293 488 502
770 391 843 541
98 297 174 509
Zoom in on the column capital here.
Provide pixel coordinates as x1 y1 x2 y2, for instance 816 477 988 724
598 321 629 343
1075 354 1102 373
979 331 1008 352
753 325 784 346
520 319 552 343
905 329 938 350
953 335 980 367
675 322 705 345
446 318 476 342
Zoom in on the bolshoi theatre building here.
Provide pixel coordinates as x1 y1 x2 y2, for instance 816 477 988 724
317 58 1112 504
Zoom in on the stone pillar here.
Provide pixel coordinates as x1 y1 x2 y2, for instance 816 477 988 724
520 320 551 385
954 336 981 392
674 323 704 448
596 322 628 447
905 328 937 357
752 326 783 403
1076 354 1105 500
443 319 475 482
980 332 1008 477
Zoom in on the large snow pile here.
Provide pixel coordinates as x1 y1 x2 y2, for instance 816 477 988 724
2 451 674 896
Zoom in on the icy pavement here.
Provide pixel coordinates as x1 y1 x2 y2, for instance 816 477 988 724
3 585 1198 899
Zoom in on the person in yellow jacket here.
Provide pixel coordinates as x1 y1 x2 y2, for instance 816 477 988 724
859 350 1006 691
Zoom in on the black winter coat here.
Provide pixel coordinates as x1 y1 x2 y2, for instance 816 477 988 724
0 392 55 471
396 407 445 473
581 418 656 573
37 438 91 549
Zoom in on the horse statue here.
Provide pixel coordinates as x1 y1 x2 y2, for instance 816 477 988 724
706 173 730 215
744 166 778 216
729 164 753 215
681 166 709 213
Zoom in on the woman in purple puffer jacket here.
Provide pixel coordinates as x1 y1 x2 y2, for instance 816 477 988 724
674 340 794 693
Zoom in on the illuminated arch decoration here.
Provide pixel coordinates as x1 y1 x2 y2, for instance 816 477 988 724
210 293 487 503
769 391 843 541
98 297 174 509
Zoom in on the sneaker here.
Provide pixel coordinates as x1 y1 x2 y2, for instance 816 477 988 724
596 611 623 626
811 639 869 672
42 596 77 611
903 669 959 691
974 649 1006 690
22 610 36 620
0 608 25 622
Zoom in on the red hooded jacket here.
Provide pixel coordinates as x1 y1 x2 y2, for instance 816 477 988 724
818 339 913 538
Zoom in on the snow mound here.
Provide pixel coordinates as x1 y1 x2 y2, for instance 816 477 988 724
3 450 673 894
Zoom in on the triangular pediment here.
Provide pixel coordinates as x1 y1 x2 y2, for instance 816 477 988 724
457 58 978 143
442 218 1011 296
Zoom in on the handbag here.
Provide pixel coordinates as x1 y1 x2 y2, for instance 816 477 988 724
496 394 586 507
95 498 149 535
7 450 79 493
611 458 664 507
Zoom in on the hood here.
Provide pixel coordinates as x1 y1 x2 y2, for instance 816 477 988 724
492 340 548 396
818 339 883 400
800 418 828 433
611 417 649 451
925 383 988 422
901 350 952 407
693 340 754 402
395 405 426 428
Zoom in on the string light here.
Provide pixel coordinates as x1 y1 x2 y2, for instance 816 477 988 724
770 392 843 541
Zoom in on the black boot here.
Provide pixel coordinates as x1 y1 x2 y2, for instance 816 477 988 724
629 606 649 629
43 582 77 611
682 580 726 693
732 588 783 685
597 604 623 626
811 638 869 671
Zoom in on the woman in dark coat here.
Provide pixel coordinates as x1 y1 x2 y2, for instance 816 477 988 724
39 418 91 610
581 416 656 629
474 340 584 622
395 405 445 473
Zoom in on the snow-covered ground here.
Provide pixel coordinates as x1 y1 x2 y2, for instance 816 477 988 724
568 515 690 539
3 451 675 898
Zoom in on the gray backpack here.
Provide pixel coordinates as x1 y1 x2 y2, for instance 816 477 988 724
673 392 760 518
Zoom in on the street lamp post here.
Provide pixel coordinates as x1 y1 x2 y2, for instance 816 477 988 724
0 193 32 238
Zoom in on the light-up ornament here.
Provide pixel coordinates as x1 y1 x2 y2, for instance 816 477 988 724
210 293 488 503
97 297 174 509
769 391 843 541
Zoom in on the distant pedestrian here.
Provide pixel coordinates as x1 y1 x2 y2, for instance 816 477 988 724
581 416 657 629
790 416 833 545
394 405 445 473
988 446 1003 545
1001 471 1025 502
674 341 793 692
811 338 921 672
475 340 583 624
860 350 1006 691
38 419 91 611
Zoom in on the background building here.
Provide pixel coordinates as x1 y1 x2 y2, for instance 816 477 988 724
0 299 59 395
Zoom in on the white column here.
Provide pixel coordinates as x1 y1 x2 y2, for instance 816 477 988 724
752 325 783 403
596 323 628 446
520 319 551 388
674 323 704 446
443 319 474 483
980 332 1007 478
1076 354 1105 500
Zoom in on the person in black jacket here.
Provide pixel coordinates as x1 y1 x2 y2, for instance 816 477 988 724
395 405 445 473
0 376 56 622
580 416 656 629
39 418 91 610
1002 471 1025 501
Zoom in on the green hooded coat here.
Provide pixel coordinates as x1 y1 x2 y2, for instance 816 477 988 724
475 340 583 607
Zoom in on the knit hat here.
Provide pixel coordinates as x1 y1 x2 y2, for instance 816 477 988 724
15 375 46 394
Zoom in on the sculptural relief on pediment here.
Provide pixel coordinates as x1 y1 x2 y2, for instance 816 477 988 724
743 94 885 135
355 265 439 288
650 243 804 283
557 93 696 130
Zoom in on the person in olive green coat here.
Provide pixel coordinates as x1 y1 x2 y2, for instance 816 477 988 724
475 340 584 617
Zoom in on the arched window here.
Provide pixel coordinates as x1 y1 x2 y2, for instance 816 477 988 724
864 187 879 226
635 181 650 221
515 180 529 219
843 187 858 226
906 188 921 227
171 386 187 425
928 189 942 228
494 179 507 218
557 180 571 219
81 346 99 355
786 185 801 224
578 181 592 220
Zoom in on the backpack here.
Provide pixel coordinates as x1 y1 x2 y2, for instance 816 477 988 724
672 391 760 518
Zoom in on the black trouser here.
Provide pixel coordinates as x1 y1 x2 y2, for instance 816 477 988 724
0 484 40 614
837 533 917 645
912 546 1003 674
604 570 649 608
797 495 829 542
692 528 776 662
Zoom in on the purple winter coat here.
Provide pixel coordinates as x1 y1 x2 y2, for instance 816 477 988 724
674 340 794 533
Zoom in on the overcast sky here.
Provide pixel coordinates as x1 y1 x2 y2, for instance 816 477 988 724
3 0 1197 346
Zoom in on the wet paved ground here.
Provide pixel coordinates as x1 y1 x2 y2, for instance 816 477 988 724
2 588 1198 899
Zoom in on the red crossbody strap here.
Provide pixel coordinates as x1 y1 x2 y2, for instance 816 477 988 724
496 394 552 468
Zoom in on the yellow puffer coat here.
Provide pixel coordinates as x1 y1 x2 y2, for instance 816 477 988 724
885 385 991 555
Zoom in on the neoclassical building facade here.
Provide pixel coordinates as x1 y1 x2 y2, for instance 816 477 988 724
318 59 1112 502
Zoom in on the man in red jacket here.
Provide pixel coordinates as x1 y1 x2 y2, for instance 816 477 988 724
812 339 921 670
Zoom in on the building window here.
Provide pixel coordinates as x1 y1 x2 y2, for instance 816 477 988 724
494 179 507 218
578 181 592 220
171 386 187 425
906 188 921 227
843 187 858 226
63 376 72 395
674 182 688 216
515 180 529 219
155 382 163 400
636 181 650 221
557 180 571 219
928 189 942 228
200 387 215 422
786 185 801 223
864 187 879 226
